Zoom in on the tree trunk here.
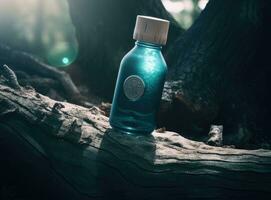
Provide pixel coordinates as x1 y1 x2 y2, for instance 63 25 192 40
67 0 183 99
0 67 271 200
159 0 271 148
67 0 271 148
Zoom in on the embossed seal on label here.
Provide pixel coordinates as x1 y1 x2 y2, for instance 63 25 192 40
123 75 145 101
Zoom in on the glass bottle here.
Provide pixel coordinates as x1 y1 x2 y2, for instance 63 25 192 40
109 15 170 134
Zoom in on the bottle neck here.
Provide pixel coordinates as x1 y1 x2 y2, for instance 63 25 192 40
135 40 162 50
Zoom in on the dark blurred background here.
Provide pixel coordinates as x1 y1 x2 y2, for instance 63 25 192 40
0 0 207 68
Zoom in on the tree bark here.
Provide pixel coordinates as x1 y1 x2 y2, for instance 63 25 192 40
159 0 271 147
66 0 271 148
67 0 183 99
0 67 271 200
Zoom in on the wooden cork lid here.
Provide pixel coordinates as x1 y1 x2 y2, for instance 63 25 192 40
133 15 170 45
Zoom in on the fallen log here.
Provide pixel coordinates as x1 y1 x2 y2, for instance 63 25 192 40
0 67 271 200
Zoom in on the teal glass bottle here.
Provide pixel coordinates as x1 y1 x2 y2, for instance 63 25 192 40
109 15 170 134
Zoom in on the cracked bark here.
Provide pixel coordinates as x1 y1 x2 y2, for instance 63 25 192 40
0 67 271 200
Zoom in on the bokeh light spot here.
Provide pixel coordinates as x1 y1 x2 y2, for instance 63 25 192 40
47 41 78 67
62 57 69 65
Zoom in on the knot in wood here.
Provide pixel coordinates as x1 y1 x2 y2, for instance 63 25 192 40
52 102 65 114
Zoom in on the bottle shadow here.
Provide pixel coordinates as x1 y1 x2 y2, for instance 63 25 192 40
96 128 156 200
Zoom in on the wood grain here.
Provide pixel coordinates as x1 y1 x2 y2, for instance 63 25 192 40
0 79 271 199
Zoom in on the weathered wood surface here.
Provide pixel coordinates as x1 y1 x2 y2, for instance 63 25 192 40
0 75 271 199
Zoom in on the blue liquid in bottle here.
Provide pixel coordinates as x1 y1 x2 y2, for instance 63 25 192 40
109 15 169 134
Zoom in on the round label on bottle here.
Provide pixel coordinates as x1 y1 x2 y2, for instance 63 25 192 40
123 75 145 101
